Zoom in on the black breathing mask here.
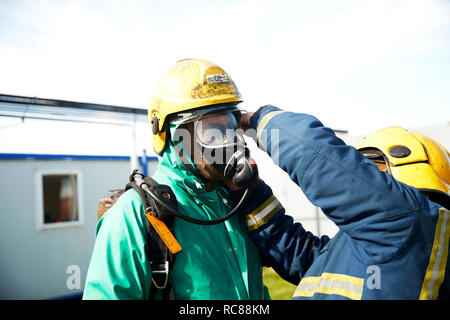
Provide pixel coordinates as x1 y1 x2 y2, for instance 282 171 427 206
194 111 259 187
153 107 258 225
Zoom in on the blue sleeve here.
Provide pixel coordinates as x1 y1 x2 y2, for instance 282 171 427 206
250 105 431 264
232 180 329 285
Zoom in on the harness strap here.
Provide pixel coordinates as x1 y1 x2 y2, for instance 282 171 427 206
125 172 176 300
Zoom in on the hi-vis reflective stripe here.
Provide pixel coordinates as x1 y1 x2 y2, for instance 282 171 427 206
293 273 364 300
256 111 285 149
246 195 283 231
420 208 449 300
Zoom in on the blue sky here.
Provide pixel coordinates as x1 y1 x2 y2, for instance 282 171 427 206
0 0 449 135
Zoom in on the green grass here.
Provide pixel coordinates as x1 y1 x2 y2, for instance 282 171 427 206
263 267 297 300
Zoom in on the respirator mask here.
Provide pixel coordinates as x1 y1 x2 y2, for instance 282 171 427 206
148 105 258 225
193 110 258 187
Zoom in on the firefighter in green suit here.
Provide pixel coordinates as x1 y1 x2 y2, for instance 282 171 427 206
83 59 269 300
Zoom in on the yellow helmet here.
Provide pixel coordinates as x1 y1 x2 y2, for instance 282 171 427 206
149 59 243 154
356 126 450 205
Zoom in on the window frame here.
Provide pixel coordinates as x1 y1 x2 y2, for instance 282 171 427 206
35 168 84 231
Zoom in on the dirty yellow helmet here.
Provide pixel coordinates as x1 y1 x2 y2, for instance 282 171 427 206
357 126 450 207
149 59 243 154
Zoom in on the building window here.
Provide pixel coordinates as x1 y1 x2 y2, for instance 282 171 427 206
35 169 83 230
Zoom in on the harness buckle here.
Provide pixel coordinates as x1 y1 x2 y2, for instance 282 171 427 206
151 260 169 289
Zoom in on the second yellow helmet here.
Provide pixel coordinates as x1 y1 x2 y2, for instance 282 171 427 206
356 126 450 203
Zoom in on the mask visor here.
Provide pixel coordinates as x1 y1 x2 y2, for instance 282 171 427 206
194 112 241 149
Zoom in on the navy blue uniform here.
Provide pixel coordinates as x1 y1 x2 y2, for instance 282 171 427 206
240 106 449 299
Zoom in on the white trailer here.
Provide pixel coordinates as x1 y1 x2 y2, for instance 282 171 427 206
0 94 156 299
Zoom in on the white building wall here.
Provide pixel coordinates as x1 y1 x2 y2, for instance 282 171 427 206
0 112 159 299
0 158 159 299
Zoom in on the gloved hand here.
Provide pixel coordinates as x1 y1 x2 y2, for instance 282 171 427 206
239 105 269 133
239 111 254 132
228 179 276 217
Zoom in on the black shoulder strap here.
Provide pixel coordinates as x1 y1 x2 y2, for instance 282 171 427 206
125 172 176 300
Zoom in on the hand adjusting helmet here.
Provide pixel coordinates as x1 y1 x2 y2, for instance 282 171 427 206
146 59 259 225
357 126 450 209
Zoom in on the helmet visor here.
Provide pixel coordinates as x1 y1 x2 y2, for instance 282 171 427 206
359 148 390 174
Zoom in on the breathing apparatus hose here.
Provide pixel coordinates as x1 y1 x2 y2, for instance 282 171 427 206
133 172 253 225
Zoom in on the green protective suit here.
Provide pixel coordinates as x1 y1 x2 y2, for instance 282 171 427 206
83 133 269 300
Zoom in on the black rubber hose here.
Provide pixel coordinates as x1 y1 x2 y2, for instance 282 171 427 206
142 183 251 225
